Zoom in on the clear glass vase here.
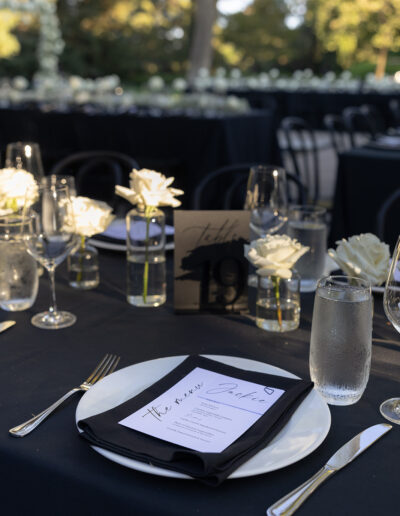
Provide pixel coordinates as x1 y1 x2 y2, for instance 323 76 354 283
256 272 300 332
0 215 38 311
67 237 99 290
126 206 166 307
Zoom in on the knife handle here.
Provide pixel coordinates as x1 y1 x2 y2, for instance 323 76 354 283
266 465 335 516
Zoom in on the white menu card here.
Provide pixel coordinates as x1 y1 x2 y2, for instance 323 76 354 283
119 367 285 453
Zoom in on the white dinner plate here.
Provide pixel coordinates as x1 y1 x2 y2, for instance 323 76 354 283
76 354 331 479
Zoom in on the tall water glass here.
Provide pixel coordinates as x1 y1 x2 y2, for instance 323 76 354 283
6 142 44 179
310 275 372 405
245 165 288 239
287 205 327 292
0 216 38 311
380 236 400 423
24 183 78 329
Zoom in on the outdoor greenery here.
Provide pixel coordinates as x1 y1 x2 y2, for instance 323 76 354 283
0 0 399 82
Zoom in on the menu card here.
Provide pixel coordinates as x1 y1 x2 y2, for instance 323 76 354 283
119 367 285 453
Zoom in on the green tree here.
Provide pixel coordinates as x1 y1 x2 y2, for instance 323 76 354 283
312 0 400 77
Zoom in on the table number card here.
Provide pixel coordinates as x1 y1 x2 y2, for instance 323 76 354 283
118 367 285 454
173 210 251 313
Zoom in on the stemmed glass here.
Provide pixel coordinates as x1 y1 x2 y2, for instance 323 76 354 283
6 142 44 180
245 165 288 239
381 235 400 423
24 183 78 329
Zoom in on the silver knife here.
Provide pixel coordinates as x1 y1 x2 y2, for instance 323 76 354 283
266 423 392 516
0 320 15 334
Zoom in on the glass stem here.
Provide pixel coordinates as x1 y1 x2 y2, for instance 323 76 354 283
47 265 58 316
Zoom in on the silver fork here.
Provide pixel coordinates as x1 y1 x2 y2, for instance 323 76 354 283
9 353 120 437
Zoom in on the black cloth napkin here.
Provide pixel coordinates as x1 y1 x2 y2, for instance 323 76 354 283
78 355 313 486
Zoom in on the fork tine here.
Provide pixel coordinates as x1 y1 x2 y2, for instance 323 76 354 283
90 354 119 385
85 354 110 384
95 356 120 383
89 354 114 385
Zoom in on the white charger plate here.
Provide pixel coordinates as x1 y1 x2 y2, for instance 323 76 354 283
76 354 331 479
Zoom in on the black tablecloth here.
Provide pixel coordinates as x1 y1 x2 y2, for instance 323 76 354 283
231 89 400 127
330 147 400 248
1 250 399 515
0 108 280 207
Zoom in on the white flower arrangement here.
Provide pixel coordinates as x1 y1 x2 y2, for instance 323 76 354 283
115 169 184 209
328 233 390 286
71 196 115 238
0 167 37 212
245 234 309 279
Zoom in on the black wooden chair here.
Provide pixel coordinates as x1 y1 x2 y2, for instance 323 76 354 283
376 188 400 249
279 117 321 204
323 114 351 155
342 107 376 147
50 151 139 213
192 163 306 210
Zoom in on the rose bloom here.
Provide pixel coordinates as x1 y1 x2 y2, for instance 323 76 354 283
245 234 309 279
72 196 115 237
115 168 184 208
0 168 37 211
328 233 390 286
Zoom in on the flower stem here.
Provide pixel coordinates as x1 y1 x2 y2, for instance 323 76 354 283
76 235 85 284
273 275 283 329
143 206 153 303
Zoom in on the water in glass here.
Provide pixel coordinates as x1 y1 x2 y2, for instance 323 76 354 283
287 206 327 292
310 276 372 405
127 253 166 307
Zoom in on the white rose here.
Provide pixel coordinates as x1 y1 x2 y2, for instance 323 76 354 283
115 169 184 208
72 196 115 237
0 168 37 211
328 233 390 286
244 234 309 279
148 76 165 92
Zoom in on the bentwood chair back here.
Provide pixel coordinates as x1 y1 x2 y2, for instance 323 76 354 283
50 151 139 212
360 104 387 136
376 188 400 250
323 114 351 155
342 107 376 147
192 163 306 209
279 117 320 205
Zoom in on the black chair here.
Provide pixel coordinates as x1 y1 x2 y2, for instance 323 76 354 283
360 104 387 136
342 107 376 146
50 151 139 213
279 117 321 204
389 99 400 127
192 163 306 210
323 114 351 154
376 188 400 249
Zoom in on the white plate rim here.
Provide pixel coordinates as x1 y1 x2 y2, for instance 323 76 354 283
88 238 174 252
76 354 331 480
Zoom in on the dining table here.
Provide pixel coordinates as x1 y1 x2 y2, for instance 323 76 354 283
329 145 400 249
1 246 399 515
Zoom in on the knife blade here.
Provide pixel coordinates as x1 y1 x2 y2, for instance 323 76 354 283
0 320 16 334
266 423 392 516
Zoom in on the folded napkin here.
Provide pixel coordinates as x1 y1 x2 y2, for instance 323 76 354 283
78 356 313 486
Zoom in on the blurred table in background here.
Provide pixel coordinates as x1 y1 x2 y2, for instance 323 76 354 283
330 147 400 249
230 89 400 127
0 107 280 207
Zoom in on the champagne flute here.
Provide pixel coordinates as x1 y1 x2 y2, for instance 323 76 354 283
24 183 78 329
381 235 400 423
6 142 44 180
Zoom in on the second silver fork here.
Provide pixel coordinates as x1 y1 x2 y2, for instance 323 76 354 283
9 353 120 437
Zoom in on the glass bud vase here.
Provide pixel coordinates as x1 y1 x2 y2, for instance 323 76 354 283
256 271 300 332
126 206 166 307
68 236 99 289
